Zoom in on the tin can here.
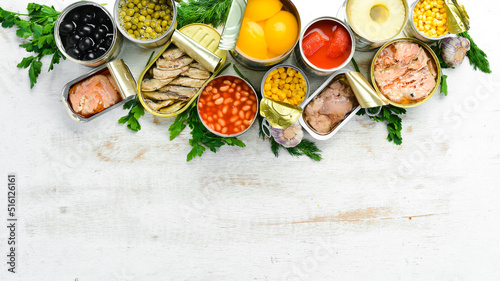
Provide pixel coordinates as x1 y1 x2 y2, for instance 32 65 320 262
54 1 123 67
260 64 311 108
403 0 451 43
337 0 409 51
62 59 137 122
293 17 356 76
197 75 258 137
137 24 227 118
113 0 177 49
229 0 301 71
299 69 361 141
370 38 441 108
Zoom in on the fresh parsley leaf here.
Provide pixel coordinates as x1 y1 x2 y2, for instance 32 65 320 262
0 3 63 88
118 97 145 132
168 103 246 162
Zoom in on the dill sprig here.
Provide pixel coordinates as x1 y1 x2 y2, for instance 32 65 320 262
458 31 492 74
358 105 406 145
177 0 233 29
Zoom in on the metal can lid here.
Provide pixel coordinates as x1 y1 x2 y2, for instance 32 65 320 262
445 0 470 34
259 97 303 129
218 0 247 50
107 59 137 99
344 72 387 109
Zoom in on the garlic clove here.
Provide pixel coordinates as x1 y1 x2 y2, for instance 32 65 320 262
271 121 303 148
441 36 471 67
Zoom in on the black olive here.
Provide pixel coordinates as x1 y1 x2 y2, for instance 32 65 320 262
83 52 98 61
103 35 113 49
77 24 93 37
78 37 94 52
81 8 96 24
97 11 109 24
67 12 81 24
93 25 108 41
66 33 81 47
66 47 81 59
95 46 106 58
59 20 75 36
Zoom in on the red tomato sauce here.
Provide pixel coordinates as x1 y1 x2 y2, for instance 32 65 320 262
198 76 257 136
302 20 352 69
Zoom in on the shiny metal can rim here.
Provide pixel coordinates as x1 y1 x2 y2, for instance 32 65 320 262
297 16 356 74
370 37 442 108
113 0 178 45
54 1 119 66
197 74 259 138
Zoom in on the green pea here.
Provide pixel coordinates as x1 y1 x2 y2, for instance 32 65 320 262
150 21 157 28
145 26 153 33
155 26 162 33
133 0 140 4
141 0 147 6
146 15 151 20
125 22 132 29
119 11 126 17
153 11 160 19
163 15 170 21
124 16 131 22
147 3 155 9
147 8 154 15
150 32 157 39
139 15 146 22
127 3 135 9
154 4 161 11
134 12 140 18
137 22 144 29
144 20 150 26
134 7 139 12
137 4 142 9
127 29 134 34
161 20 168 27
132 18 139 24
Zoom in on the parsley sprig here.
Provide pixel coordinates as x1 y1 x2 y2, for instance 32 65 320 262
0 3 64 88
118 97 145 132
118 51 156 132
233 65 322 161
169 103 246 162
177 0 233 28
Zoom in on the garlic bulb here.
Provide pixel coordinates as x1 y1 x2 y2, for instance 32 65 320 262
441 36 470 67
271 121 303 148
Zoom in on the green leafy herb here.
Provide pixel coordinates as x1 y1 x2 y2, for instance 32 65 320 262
233 65 323 161
169 102 246 162
458 31 492 74
358 105 406 145
0 3 64 88
177 0 233 29
118 51 156 132
118 97 145 132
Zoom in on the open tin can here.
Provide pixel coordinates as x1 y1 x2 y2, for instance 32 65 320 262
337 0 409 51
299 69 361 141
62 59 137 122
137 23 227 117
370 38 441 108
113 0 178 48
54 1 123 67
228 0 302 71
293 16 356 77
403 0 470 43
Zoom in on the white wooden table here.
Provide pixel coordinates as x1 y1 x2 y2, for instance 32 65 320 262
1 0 500 280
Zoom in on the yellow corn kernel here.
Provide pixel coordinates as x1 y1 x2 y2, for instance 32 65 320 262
272 94 279 100
264 84 271 91
290 84 296 90
280 73 287 80
271 87 278 94
284 84 290 90
293 77 299 83
278 67 285 73
272 74 279 79
279 80 285 86
270 69 278 76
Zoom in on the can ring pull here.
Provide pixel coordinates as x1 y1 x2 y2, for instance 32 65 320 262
262 118 272 138
366 106 382 117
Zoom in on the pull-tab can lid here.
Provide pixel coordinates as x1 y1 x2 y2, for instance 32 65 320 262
218 0 247 50
345 72 387 109
259 97 303 129
445 0 470 34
